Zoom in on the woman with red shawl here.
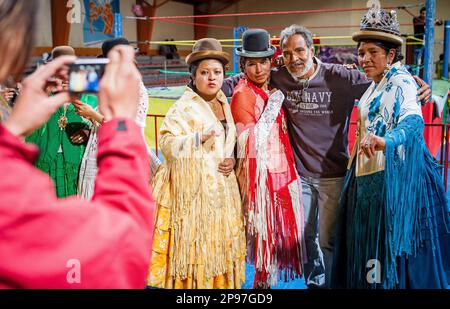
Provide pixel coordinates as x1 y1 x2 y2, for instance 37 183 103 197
231 29 304 288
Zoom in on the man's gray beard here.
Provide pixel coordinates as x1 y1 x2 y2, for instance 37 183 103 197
287 55 314 81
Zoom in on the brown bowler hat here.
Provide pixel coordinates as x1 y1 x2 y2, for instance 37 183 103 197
50 46 76 60
185 38 230 65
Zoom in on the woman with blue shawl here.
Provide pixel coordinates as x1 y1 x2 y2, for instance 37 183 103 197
332 5 450 289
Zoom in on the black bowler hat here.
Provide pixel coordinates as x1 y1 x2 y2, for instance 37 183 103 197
236 29 276 58
100 37 130 57
99 37 139 57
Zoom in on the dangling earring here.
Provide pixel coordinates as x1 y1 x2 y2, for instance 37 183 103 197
383 62 391 76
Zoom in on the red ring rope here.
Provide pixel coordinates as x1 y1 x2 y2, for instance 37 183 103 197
142 6 399 21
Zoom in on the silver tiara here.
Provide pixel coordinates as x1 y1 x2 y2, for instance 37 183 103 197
360 5 400 36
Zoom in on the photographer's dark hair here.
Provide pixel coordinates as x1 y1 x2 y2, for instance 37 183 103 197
0 0 39 82
357 40 404 63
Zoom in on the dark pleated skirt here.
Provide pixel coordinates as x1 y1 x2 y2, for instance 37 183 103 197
332 161 450 289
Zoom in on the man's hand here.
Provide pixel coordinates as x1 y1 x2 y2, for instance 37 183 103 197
70 129 90 145
3 56 76 138
272 55 284 68
413 76 431 105
98 45 140 121
343 63 358 70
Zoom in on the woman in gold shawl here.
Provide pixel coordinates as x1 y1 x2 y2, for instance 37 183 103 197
147 38 246 289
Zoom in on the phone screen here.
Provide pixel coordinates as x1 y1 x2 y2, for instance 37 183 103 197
69 58 109 94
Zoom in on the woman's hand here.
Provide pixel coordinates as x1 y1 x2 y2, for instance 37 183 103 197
358 133 386 159
72 99 96 118
218 158 235 177
72 99 103 122
201 130 216 143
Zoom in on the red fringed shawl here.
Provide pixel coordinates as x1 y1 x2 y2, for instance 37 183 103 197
231 78 304 287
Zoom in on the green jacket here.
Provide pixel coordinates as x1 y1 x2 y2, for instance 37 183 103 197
26 94 98 167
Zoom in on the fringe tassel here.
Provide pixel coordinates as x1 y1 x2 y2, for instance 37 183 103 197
345 115 450 289
165 151 244 283
383 115 449 288
246 130 303 287
383 122 424 288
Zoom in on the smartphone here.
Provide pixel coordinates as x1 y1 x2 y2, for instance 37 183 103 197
68 58 109 94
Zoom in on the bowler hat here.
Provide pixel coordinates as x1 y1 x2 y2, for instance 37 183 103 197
236 29 276 58
47 46 75 62
185 38 230 65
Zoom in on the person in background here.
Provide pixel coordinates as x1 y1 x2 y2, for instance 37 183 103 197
435 53 450 79
77 37 161 199
0 0 155 288
0 80 22 122
270 36 282 67
0 84 11 122
169 38 180 59
158 39 172 59
0 82 21 108
411 6 443 76
25 45 98 198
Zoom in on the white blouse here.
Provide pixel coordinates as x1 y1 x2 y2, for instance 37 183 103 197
350 62 422 177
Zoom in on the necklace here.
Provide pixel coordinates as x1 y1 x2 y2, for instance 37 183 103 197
207 99 222 117
299 79 310 102
57 103 69 130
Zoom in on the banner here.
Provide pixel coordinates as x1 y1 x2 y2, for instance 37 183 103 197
317 46 358 65
83 0 120 45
